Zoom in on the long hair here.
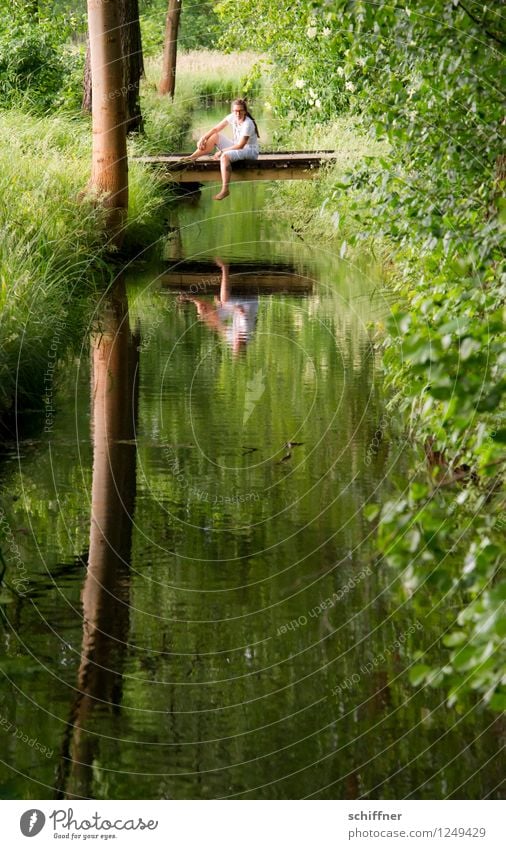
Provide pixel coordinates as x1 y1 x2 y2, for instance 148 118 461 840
232 98 260 138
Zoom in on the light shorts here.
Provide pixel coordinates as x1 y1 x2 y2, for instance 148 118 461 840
216 133 259 162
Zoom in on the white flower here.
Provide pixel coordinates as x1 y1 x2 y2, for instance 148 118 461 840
315 98 322 109
295 78 306 89
322 27 331 37
356 56 366 67
345 81 355 92
309 88 317 99
336 66 345 77
307 26 317 39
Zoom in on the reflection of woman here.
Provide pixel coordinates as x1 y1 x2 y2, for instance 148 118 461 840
181 258 258 355
189 98 260 201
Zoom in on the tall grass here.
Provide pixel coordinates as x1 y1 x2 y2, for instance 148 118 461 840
0 110 167 424
176 50 265 103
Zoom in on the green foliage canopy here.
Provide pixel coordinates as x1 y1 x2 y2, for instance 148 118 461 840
140 0 221 55
0 0 85 111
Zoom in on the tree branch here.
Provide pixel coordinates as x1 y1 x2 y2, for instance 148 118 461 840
458 1 506 47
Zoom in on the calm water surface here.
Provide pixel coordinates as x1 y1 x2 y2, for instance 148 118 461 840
0 180 503 799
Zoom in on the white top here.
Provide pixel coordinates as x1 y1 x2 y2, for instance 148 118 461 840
216 298 259 345
225 113 259 152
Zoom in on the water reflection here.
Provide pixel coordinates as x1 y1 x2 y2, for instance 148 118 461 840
56 278 138 799
0 182 503 801
181 258 258 354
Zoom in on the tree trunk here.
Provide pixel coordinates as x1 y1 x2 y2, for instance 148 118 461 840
82 43 92 114
119 0 144 132
86 0 129 241
83 0 144 135
159 0 182 98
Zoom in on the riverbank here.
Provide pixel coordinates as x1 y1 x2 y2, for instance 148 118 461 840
267 115 390 257
0 109 170 430
0 49 264 429
2 43 502 713
264 112 506 711
4 174 502 800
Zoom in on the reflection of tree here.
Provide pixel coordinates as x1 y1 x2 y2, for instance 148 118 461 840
56 279 139 799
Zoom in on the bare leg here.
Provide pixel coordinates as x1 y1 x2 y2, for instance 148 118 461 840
217 259 230 302
187 132 219 160
214 154 231 200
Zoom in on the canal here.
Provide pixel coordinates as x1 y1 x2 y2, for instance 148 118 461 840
0 175 502 799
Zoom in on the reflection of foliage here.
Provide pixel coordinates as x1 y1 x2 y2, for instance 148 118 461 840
217 1 505 709
1 269 503 798
243 368 265 425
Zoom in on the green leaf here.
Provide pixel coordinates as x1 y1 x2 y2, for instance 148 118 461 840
409 664 431 686
364 503 380 521
459 337 481 360
442 631 466 648
488 692 506 712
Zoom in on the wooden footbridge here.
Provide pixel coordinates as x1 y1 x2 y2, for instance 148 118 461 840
135 151 336 183
162 260 313 295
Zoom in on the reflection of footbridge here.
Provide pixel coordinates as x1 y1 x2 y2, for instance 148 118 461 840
135 151 336 183
161 260 314 295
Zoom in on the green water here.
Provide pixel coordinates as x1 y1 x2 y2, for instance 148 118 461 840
0 181 502 800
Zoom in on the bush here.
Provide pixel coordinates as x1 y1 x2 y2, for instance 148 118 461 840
0 7 84 113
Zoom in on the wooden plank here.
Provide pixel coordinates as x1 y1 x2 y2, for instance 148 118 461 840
162 272 313 294
173 168 317 183
161 261 313 294
165 260 299 275
134 151 336 182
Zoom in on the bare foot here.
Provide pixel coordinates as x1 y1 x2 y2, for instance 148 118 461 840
213 190 230 201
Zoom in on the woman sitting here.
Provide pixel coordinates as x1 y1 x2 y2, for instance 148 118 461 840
188 98 260 201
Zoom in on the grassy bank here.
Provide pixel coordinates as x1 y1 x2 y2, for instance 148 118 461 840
0 50 264 424
0 109 170 426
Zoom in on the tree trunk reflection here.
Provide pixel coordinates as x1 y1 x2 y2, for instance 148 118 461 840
57 279 139 799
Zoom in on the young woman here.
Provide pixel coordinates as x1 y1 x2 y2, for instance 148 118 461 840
188 98 260 200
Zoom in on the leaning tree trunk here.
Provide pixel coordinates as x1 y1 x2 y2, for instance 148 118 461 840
83 0 144 134
159 0 182 98
86 0 128 241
